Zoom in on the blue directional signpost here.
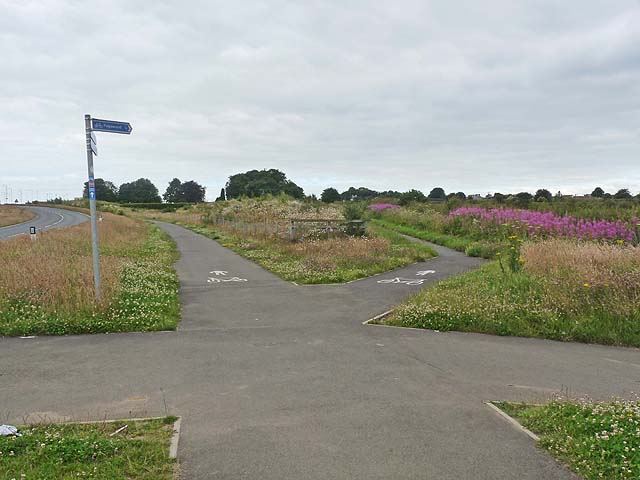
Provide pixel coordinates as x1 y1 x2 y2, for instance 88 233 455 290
85 114 132 300
92 118 133 135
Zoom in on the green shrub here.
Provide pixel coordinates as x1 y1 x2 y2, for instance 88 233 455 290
464 241 504 258
343 202 365 221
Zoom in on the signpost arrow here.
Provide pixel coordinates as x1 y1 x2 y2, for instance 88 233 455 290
91 118 133 134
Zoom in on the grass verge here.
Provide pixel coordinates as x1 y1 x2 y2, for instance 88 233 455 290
495 399 639 479
0 213 180 336
170 221 437 284
369 218 503 258
0 206 36 227
0 417 177 480
384 258 640 347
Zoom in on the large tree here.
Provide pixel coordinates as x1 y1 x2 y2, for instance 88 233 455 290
180 180 206 203
340 187 379 201
225 169 304 199
428 187 446 200
399 189 427 205
119 178 161 203
591 187 605 198
163 178 206 203
320 187 341 203
163 178 184 203
513 191 533 207
493 192 506 203
534 189 553 202
378 190 402 199
82 178 119 202
614 188 632 199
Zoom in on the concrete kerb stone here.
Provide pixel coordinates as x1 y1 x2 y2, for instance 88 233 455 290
485 401 540 442
362 310 444 334
170 416 182 459
362 309 394 325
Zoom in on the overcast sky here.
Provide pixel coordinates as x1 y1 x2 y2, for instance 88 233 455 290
1 0 639 202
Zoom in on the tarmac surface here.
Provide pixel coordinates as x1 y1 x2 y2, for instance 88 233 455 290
1 222 638 479
0 205 88 240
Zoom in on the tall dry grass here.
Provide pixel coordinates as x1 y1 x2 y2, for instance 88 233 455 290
0 212 148 312
0 205 36 227
284 236 391 271
523 239 640 291
131 209 206 225
522 239 640 319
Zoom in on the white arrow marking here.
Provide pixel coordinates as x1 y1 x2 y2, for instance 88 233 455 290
416 270 436 276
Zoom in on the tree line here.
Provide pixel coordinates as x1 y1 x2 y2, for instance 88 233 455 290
319 186 453 204
81 168 640 205
320 186 640 205
83 178 206 203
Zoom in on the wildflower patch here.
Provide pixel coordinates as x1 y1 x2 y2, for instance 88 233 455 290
496 399 640 480
0 417 177 479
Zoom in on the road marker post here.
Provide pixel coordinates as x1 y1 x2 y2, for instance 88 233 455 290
84 114 132 301
29 226 37 242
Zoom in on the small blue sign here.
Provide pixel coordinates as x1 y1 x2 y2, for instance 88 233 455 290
92 118 132 134
89 191 96 200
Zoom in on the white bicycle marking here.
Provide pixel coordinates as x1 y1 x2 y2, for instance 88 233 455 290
377 277 425 286
207 270 248 284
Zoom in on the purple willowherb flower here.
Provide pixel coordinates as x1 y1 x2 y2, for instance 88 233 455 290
449 207 638 243
368 203 399 212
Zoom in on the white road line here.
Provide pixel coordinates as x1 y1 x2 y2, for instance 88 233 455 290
0 220 31 231
43 212 64 230
604 357 640 368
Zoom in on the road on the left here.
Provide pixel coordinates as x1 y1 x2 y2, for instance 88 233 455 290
0 206 88 240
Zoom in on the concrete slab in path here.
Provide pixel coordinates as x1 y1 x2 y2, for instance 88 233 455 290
1 222 637 479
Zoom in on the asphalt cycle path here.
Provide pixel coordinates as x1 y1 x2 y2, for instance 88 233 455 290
0 205 88 240
1 222 637 479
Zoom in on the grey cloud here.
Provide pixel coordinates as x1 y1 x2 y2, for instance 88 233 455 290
1 0 639 201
